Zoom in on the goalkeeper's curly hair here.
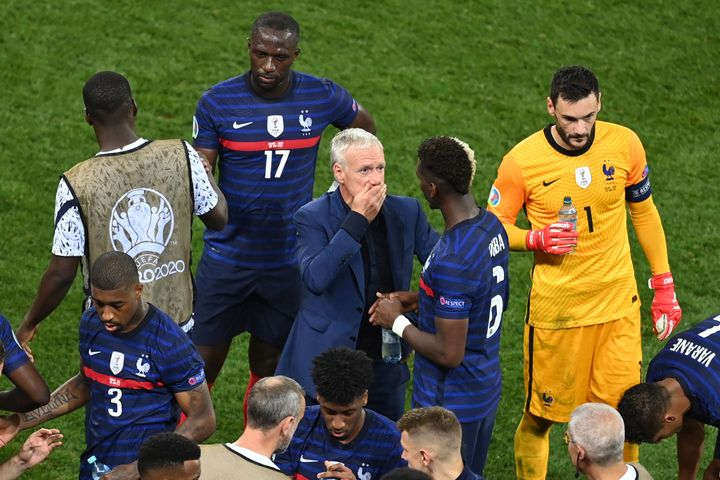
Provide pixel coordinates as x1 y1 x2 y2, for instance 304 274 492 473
617 383 670 443
417 136 476 195
312 347 373 404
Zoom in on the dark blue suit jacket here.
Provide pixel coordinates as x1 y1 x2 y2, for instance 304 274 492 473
276 189 439 397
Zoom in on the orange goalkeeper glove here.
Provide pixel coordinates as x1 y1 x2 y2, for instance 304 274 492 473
649 272 682 341
525 222 578 255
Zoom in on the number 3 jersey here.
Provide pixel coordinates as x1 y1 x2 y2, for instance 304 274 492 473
193 71 359 269
414 211 509 423
78 304 205 477
488 121 652 329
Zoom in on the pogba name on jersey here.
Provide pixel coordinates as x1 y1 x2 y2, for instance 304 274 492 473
488 233 506 257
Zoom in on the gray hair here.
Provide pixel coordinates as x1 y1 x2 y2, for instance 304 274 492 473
568 403 624 466
247 376 305 431
330 128 383 169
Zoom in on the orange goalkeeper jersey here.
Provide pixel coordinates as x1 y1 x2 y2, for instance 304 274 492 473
488 121 651 329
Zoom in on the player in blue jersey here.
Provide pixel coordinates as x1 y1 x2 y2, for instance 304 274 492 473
275 348 405 480
0 252 215 480
371 136 510 476
191 11 376 414
618 313 720 480
0 315 49 412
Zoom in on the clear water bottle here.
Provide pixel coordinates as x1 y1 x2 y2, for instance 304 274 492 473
381 328 401 363
87 455 111 480
558 196 578 253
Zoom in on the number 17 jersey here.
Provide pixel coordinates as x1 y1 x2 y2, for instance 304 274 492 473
193 71 359 269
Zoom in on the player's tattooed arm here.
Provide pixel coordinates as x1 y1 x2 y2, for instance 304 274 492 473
18 373 90 430
174 381 216 442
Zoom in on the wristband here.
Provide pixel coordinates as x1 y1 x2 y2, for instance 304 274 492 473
392 315 412 338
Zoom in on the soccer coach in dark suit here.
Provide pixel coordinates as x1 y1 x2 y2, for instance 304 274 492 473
276 129 438 421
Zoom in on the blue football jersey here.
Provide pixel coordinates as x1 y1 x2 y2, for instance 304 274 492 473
274 406 405 480
193 71 359 269
0 314 30 375
78 304 205 479
647 314 720 427
413 211 509 423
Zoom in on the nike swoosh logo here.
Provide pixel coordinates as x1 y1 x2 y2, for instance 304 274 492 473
233 121 253 129
299 455 319 463
542 178 560 187
88 349 101 356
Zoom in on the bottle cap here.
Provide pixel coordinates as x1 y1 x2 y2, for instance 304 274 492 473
87 455 97 464
563 196 572 202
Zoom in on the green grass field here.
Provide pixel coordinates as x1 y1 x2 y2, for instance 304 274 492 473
0 1 718 478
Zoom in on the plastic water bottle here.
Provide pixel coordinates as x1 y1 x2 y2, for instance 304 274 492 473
87 455 111 480
558 196 577 229
558 196 578 253
381 328 401 363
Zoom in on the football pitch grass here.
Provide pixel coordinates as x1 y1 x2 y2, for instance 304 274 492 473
1 1 718 478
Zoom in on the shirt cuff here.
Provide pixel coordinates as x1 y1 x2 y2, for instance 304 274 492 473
340 211 369 242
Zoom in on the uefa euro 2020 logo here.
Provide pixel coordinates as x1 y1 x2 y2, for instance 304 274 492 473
110 188 185 283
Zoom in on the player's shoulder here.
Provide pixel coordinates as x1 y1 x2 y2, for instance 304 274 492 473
296 192 332 217
365 408 401 437
201 73 247 99
507 126 547 155
594 120 640 144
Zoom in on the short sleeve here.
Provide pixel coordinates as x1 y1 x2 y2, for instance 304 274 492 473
184 142 219 215
430 253 476 319
323 79 359 129
0 315 29 374
158 324 206 393
51 178 85 256
192 93 219 150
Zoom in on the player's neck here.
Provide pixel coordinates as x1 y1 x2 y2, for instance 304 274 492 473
123 301 148 333
249 71 293 99
235 430 277 459
95 124 139 152
441 195 479 231
659 378 692 413
430 457 464 480
583 461 629 480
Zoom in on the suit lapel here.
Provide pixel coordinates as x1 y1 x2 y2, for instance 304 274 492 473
383 197 406 290
329 190 365 291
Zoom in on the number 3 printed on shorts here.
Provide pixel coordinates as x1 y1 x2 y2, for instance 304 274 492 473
108 388 122 417
264 150 290 179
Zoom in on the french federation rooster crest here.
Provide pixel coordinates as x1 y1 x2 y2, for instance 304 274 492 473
299 112 312 133
136 355 151 377
603 163 615 180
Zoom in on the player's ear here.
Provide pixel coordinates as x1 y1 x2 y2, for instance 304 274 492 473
130 98 138 117
596 92 602 113
332 162 344 184
84 108 93 126
546 97 555 116
361 390 368 406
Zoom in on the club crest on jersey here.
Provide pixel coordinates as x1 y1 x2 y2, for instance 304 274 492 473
110 351 125 375
299 110 312 136
135 354 150 377
110 188 175 284
267 115 284 138
488 185 501 207
575 167 591 189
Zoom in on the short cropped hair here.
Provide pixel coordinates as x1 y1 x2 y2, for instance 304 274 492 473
251 12 300 42
397 407 462 456
381 467 433 480
617 383 670 443
91 251 139 291
417 136 476 195
568 403 624 466
330 128 384 169
247 376 305 431
137 432 200 476
312 348 373 405
549 65 600 104
83 71 134 125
